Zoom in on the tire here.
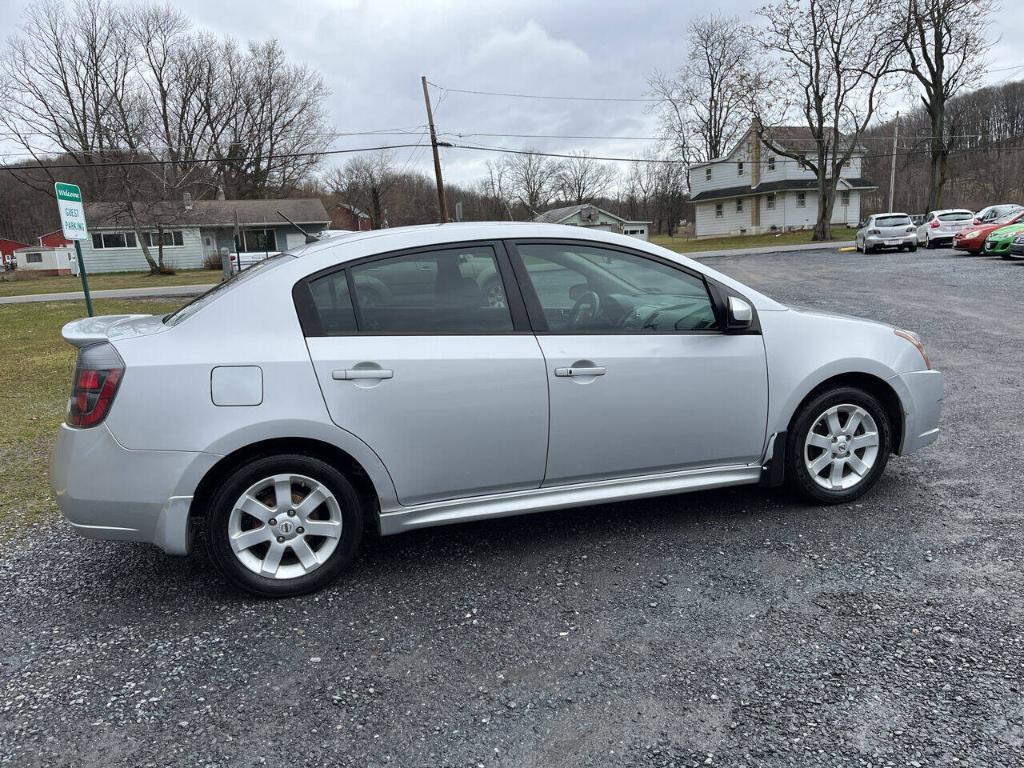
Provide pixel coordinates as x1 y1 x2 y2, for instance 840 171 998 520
926 235 935 249
908 244 917 253
786 386 892 505
206 453 364 597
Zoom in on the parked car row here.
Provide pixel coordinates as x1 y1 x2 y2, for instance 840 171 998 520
856 203 1024 258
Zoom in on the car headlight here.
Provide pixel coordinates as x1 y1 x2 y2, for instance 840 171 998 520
894 329 931 369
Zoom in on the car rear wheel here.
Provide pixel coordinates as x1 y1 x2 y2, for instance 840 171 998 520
206 454 364 597
786 386 891 504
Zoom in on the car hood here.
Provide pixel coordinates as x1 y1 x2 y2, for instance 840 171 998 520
989 224 1024 239
784 304 894 331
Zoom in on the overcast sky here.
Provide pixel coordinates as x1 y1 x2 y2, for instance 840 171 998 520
2 0 1022 188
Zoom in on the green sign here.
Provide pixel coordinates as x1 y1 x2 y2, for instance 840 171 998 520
55 182 88 241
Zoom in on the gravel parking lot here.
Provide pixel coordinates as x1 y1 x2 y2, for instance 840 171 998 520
2 246 1022 767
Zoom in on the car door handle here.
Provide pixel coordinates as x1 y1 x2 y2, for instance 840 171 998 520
554 366 606 377
332 368 393 380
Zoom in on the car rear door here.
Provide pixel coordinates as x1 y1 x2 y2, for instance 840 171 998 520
507 240 769 485
296 241 549 506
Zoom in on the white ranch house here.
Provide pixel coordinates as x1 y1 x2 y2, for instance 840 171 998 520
77 198 330 273
534 204 650 241
688 124 876 238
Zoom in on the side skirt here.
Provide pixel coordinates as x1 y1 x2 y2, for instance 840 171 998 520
378 463 762 535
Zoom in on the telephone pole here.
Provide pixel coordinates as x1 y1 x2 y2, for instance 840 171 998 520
421 76 449 223
888 111 900 213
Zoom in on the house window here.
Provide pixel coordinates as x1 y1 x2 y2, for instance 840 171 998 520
241 229 277 253
796 192 807 208
840 191 850 207
767 156 775 171
91 232 138 249
736 199 744 213
142 231 184 248
737 161 744 176
705 167 712 182
714 203 724 218
766 193 776 210
26 252 43 263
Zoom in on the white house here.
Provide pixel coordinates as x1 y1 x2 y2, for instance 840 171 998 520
687 123 877 238
534 204 651 241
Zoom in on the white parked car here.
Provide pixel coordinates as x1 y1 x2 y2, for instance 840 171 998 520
916 209 975 248
51 223 943 596
855 213 918 253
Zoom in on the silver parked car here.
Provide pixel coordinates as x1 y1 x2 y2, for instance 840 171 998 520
855 213 918 253
916 209 974 248
51 224 944 596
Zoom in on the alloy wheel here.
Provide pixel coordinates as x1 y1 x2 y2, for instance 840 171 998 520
227 474 343 580
803 404 880 491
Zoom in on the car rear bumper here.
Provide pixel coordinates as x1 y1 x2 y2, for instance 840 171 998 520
50 424 219 555
864 235 916 249
890 370 944 455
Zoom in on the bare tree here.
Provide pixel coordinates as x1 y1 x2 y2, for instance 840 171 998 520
478 160 514 220
649 14 753 164
554 151 617 205
752 0 900 240
896 0 994 210
504 150 556 214
327 152 396 229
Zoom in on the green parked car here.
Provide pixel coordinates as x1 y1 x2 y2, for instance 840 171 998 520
983 222 1024 257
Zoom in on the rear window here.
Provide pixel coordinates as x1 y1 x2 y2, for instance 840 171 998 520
938 212 972 222
163 254 293 326
874 215 911 227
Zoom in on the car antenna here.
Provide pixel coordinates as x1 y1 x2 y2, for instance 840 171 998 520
277 210 320 243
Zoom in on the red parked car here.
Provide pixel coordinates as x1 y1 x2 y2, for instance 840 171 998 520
953 209 1024 254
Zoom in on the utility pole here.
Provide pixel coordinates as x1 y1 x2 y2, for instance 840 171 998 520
421 76 449 223
888 111 900 214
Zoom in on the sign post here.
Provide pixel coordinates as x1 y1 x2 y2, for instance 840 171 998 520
55 182 93 317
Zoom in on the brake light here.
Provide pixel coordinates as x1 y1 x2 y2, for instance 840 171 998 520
66 342 125 428
930 220 940 228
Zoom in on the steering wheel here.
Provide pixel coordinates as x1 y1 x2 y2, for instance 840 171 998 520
570 290 601 329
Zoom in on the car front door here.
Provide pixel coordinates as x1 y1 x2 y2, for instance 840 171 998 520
297 242 549 506
508 240 769 485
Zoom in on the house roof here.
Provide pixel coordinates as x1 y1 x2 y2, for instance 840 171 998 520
534 203 649 225
689 124 867 169
690 177 877 203
332 203 370 219
84 198 330 229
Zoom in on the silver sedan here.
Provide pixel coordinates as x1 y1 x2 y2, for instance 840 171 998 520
51 223 944 596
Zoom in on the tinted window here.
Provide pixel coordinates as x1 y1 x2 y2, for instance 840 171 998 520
308 270 357 334
516 243 718 333
938 212 972 222
348 246 512 333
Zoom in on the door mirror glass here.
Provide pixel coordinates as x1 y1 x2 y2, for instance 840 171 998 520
727 296 753 331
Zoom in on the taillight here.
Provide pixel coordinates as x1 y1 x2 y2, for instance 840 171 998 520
66 342 124 428
930 220 940 228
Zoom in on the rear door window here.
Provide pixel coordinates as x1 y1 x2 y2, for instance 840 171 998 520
346 246 513 334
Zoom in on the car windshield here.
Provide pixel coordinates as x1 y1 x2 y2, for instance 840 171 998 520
994 212 1021 224
163 254 293 326
874 215 911 227
938 212 972 222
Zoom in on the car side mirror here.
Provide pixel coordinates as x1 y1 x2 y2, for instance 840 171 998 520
726 296 753 331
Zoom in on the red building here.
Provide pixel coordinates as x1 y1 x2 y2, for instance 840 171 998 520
329 204 373 232
1 237 30 267
39 230 72 248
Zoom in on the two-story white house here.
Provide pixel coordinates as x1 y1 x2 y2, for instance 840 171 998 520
687 123 876 238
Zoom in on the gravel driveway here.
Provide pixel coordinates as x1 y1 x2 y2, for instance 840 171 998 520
2 247 1022 767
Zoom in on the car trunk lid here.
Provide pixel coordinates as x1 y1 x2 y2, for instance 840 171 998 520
61 314 168 348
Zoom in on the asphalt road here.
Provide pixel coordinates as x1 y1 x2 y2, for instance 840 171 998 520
2 246 1022 767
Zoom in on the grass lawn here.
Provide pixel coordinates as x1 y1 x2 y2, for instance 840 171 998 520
0 298 184 535
0 268 216 298
652 227 859 254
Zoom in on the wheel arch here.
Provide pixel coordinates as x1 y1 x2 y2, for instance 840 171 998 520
190 436 390 535
784 371 905 454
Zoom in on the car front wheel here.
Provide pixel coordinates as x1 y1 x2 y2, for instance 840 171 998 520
786 386 891 504
206 454 364 597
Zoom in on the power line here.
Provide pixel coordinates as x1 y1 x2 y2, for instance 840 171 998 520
0 143 427 173
428 80 662 104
